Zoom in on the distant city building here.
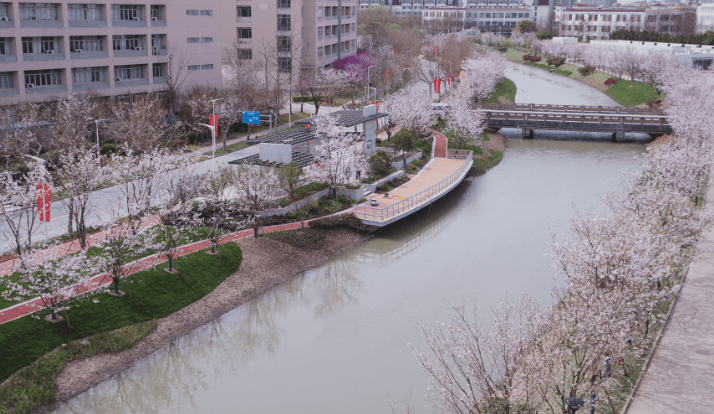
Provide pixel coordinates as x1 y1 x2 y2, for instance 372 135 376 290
421 6 534 32
698 0 714 31
590 39 714 68
555 6 688 39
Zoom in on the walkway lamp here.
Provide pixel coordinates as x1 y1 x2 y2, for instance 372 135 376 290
198 123 217 175
93 118 109 167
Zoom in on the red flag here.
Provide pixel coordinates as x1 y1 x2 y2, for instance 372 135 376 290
434 79 438 93
434 46 438 56
437 78 442 93
36 184 50 222
209 114 219 138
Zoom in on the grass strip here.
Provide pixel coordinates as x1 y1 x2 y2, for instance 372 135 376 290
481 77 517 103
604 78 659 108
0 242 242 383
472 150 504 175
0 320 156 414
204 141 249 157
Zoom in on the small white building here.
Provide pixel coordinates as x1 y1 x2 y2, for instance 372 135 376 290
590 39 714 69
698 0 714 32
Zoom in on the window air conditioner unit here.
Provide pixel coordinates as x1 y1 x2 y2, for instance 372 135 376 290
151 16 158 21
26 83 35 88
134 46 142 51
0 17 7 22
133 16 140 21
115 77 122 81
76 49 83 53
46 50 55 54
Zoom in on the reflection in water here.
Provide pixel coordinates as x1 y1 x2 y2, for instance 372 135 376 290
55 138 644 414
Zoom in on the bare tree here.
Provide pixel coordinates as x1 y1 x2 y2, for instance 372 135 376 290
157 44 190 113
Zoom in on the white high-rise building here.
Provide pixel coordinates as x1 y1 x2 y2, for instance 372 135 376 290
698 0 714 32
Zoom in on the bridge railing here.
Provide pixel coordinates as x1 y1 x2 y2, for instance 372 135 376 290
355 152 472 223
484 111 669 126
479 102 665 115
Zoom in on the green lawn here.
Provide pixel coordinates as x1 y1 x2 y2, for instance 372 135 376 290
604 78 659 107
205 140 249 156
481 77 517 103
472 150 504 174
0 242 242 383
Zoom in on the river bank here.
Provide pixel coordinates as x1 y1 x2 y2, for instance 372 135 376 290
25 229 371 413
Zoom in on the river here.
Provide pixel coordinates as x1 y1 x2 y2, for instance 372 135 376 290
54 64 646 414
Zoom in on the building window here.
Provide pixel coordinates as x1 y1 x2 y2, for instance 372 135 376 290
277 14 290 30
69 36 102 52
237 6 251 17
352 6 355 16
0 3 8 20
237 48 252 59
25 69 62 86
72 66 104 83
202 64 213 70
186 9 198 16
151 34 164 53
278 0 291 8
152 63 165 78
19 3 58 21
351 39 355 48
201 37 213 43
22 37 60 54
112 35 144 51
112 5 142 21
317 46 323 57
318 27 323 39
237 28 252 39
114 65 144 80
0 72 13 89
200 10 212 16
277 36 291 52
187 37 199 43
150 5 161 20
68 4 101 21
279 57 291 73
351 23 355 32
0 38 10 55
318 6 323 17
188 65 200 70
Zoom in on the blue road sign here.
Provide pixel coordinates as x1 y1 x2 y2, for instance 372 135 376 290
242 111 259 124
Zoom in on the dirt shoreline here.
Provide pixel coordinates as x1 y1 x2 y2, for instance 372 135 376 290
39 229 371 413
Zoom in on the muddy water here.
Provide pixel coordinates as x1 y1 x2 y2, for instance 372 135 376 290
55 64 645 414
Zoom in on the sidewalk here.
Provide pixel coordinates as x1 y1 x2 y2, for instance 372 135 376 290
626 178 714 413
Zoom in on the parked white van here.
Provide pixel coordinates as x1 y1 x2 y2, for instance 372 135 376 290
431 103 449 116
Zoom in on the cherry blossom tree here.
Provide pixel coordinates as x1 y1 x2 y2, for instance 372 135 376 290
308 116 367 198
228 163 281 238
2 245 102 327
0 161 51 256
195 165 246 255
51 146 105 247
381 92 436 140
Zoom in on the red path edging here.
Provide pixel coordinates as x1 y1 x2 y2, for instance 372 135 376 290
0 221 309 325
432 131 448 158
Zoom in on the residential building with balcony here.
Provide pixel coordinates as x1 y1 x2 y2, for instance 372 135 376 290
421 6 533 33
221 0 358 75
0 1 222 104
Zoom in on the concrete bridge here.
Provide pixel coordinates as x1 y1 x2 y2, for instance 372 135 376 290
480 103 672 140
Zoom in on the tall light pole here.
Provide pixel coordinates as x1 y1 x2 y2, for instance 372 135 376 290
23 154 48 242
93 118 109 167
288 82 300 128
386 59 394 91
366 65 374 103
198 123 217 175
208 98 223 148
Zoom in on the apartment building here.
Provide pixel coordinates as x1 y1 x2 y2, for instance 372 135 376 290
698 0 714 32
361 0 524 17
0 1 222 104
555 6 687 40
421 6 533 32
221 0 358 73
590 39 714 68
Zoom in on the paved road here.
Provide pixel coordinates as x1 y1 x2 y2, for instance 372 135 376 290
626 178 714 414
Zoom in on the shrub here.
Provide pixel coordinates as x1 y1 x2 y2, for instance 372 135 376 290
293 95 323 103
368 149 391 179
604 77 616 86
100 142 118 155
309 213 370 234
578 65 596 76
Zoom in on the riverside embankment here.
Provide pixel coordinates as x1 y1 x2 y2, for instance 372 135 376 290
50 67 647 414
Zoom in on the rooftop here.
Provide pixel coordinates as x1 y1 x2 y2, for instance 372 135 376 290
296 110 389 128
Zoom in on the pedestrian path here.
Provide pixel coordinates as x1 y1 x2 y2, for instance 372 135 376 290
0 220 307 325
626 178 714 413
433 130 448 158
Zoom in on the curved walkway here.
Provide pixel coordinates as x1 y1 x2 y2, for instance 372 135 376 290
0 221 306 325
433 130 448 158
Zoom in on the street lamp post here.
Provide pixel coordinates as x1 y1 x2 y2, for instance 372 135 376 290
93 118 109 167
198 123 217 175
208 98 223 147
366 65 374 103
23 154 48 243
288 82 300 128
386 59 394 91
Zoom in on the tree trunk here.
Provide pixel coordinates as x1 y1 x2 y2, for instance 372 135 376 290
223 129 230 151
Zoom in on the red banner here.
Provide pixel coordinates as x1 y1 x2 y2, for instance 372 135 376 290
209 114 219 138
437 78 442 93
36 184 50 222
434 79 438 94
372 101 380 111
434 46 438 57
